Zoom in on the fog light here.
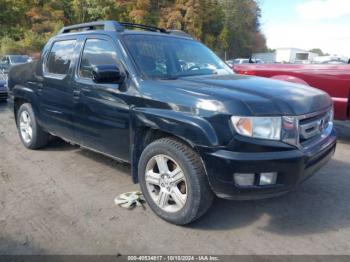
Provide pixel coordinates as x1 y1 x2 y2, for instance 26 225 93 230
259 172 277 185
234 173 255 186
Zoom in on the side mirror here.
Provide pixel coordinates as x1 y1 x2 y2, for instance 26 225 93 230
92 64 125 84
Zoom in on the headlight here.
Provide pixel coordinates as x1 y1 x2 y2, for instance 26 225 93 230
231 116 282 140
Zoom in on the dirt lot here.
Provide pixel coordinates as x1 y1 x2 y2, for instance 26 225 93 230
0 102 350 255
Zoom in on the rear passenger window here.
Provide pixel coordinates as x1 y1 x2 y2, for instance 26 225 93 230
79 39 118 79
46 40 76 75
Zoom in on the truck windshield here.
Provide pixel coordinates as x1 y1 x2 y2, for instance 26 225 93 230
122 34 233 79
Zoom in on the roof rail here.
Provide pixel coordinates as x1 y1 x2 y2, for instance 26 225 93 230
167 30 193 39
58 20 124 34
58 20 193 39
119 22 168 33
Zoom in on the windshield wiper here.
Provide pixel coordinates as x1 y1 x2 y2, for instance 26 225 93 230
157 75 178 80
175 69 217 78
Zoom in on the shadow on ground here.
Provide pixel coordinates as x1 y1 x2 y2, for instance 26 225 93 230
76 149 131 175
334 121 350 144
0 102 8 112
42 138 131 176
0 236 43 255
41 138 79 152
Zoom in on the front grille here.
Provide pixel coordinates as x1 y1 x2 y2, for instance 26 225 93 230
299 110 332 144
0 91 8 100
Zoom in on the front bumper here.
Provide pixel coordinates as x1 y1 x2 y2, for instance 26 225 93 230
199 128 336 200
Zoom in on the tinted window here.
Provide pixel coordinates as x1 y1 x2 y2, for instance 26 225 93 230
46 40 76 75
79 39 118 79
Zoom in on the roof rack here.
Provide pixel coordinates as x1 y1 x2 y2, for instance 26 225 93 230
58 20 192 39
58 20 124 34
167 30 192 38
119 22 168 33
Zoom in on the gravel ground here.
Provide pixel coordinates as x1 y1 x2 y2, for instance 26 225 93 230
0 102 350 255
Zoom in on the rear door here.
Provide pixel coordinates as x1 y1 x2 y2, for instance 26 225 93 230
72 36 131 161
39 39 78 140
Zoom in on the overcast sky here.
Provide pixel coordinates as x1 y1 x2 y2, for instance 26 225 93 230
260 0 350 56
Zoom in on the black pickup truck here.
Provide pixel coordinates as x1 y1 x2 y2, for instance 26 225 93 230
7 21 336 225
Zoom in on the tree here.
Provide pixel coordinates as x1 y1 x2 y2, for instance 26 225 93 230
72 0 117 23
0 0 267 58
183 0 202 39
0 0 29 40
160 0 186 30
129 0 153 24
309 48 325 56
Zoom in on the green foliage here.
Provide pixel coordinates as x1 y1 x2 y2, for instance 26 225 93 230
0 0 266 58
0 37 23 54
309 48 325 56
0 31 48 55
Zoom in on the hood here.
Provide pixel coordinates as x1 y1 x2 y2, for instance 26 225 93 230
141 74 332 116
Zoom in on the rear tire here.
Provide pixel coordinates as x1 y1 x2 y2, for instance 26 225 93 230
17 103 49 149
138 137 214 225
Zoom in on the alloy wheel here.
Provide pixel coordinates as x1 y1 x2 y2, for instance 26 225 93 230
19 110 33 144
145 154 187 213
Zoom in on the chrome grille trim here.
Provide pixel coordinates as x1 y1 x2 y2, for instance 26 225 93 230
296 107 331 121
299 113 330 140
281 107 333 149
297 108 333 145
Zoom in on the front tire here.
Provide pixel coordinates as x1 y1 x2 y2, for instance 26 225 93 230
17 103 49 149
138 137 214 225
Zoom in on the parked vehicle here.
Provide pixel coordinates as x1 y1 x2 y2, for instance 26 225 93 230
0 55 30 74
226 58 263 67
320 60 347 65
0 71 7 102
230 58 249 65
234 63 350 121
7 21 336 225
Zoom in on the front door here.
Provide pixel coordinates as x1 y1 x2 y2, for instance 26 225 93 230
72 37 131 161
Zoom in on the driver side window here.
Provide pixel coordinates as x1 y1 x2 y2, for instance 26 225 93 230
79 39 119 79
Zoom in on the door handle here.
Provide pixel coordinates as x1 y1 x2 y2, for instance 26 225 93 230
73 90 81 99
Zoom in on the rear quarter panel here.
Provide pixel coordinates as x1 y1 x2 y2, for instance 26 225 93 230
7 62 42 118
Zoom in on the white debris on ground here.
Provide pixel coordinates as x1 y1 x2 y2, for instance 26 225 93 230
114 191 146 209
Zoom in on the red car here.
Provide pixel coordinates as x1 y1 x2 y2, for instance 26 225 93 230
233 64 350 120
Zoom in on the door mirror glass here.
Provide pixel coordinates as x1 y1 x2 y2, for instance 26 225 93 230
92 64 125 84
